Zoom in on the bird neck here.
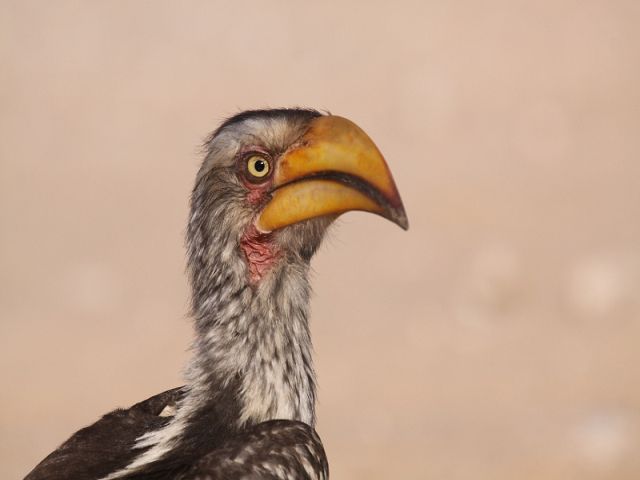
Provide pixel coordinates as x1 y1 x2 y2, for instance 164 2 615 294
187 248 317 429
100 237 318 480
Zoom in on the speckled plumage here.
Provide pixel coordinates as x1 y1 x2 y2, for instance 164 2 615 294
26 109 330 480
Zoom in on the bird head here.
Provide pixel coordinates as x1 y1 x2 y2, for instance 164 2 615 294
187 109 407 298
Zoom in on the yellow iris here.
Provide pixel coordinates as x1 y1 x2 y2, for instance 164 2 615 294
247 156 270 178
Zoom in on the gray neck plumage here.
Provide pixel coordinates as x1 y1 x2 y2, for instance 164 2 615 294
184 191 317 429
99 192 318 480
186 255 316 428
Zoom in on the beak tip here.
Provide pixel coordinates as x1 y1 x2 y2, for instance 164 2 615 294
389 207 409 231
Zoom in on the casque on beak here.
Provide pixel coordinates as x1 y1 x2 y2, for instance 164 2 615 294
256 116 409 233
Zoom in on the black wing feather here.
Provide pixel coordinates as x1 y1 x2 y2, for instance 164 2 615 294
25 389 327 480
24 387 185 480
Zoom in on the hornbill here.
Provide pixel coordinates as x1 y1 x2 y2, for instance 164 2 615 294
25 109 408 480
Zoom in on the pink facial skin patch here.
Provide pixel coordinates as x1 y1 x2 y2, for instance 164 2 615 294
240 225 281 283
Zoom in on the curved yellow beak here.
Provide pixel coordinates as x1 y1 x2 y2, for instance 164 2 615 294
256 116 408 233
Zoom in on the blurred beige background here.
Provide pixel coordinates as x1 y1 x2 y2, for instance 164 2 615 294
2 1 640 479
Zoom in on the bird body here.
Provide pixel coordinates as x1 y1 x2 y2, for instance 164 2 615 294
25 109 407 480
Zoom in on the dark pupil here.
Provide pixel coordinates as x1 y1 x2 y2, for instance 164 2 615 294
254 160 265 172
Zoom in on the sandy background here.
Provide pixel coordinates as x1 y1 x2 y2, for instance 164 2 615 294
2 1 640 479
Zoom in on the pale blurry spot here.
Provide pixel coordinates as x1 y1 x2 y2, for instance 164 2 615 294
467 245 522 308
511 100 571 165
572 411 632 470
59 263 123 315
400 68 456 133
453 245 523 329
567 257 630 318
403 303 446 350
354 406 394 448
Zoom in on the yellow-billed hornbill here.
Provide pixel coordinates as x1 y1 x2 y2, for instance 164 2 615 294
25 109 408 480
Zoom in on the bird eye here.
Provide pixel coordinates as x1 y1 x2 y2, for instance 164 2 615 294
246 155 271 180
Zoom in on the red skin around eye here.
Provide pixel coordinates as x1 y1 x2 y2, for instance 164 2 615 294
237 149 279 283
246 187 266 205
237 147 274 206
